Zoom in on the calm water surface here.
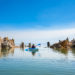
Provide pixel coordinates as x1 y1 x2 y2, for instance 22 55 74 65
0 47 75 75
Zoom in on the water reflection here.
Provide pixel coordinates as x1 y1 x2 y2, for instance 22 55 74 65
0 48 14 58
71 48 75 56
32 52 36 56
31 50 39 56
1 47 75 59
52 48 75 56
20 48 24 51
52 48 68 55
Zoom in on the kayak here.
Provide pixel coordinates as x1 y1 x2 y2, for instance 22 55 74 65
25 48 39 52
29 48 38 51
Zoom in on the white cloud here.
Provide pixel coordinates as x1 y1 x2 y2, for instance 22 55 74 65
0 28 75 45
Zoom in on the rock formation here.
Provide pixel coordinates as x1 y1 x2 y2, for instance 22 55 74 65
28 43 32 48
47 42 50 48
0 37 15 49
20 42 24 48
50 38 75 49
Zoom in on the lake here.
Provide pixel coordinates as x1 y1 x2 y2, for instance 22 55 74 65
0 47 75 75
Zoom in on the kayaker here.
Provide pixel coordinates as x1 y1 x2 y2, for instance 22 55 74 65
32 44 36 48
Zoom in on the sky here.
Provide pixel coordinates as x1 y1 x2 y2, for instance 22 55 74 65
0 0 75 30
0 0 75 43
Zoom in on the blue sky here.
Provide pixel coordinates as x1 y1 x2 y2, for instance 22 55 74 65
0 0 75 30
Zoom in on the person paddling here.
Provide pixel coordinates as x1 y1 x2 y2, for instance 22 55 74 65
32 44 36 48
